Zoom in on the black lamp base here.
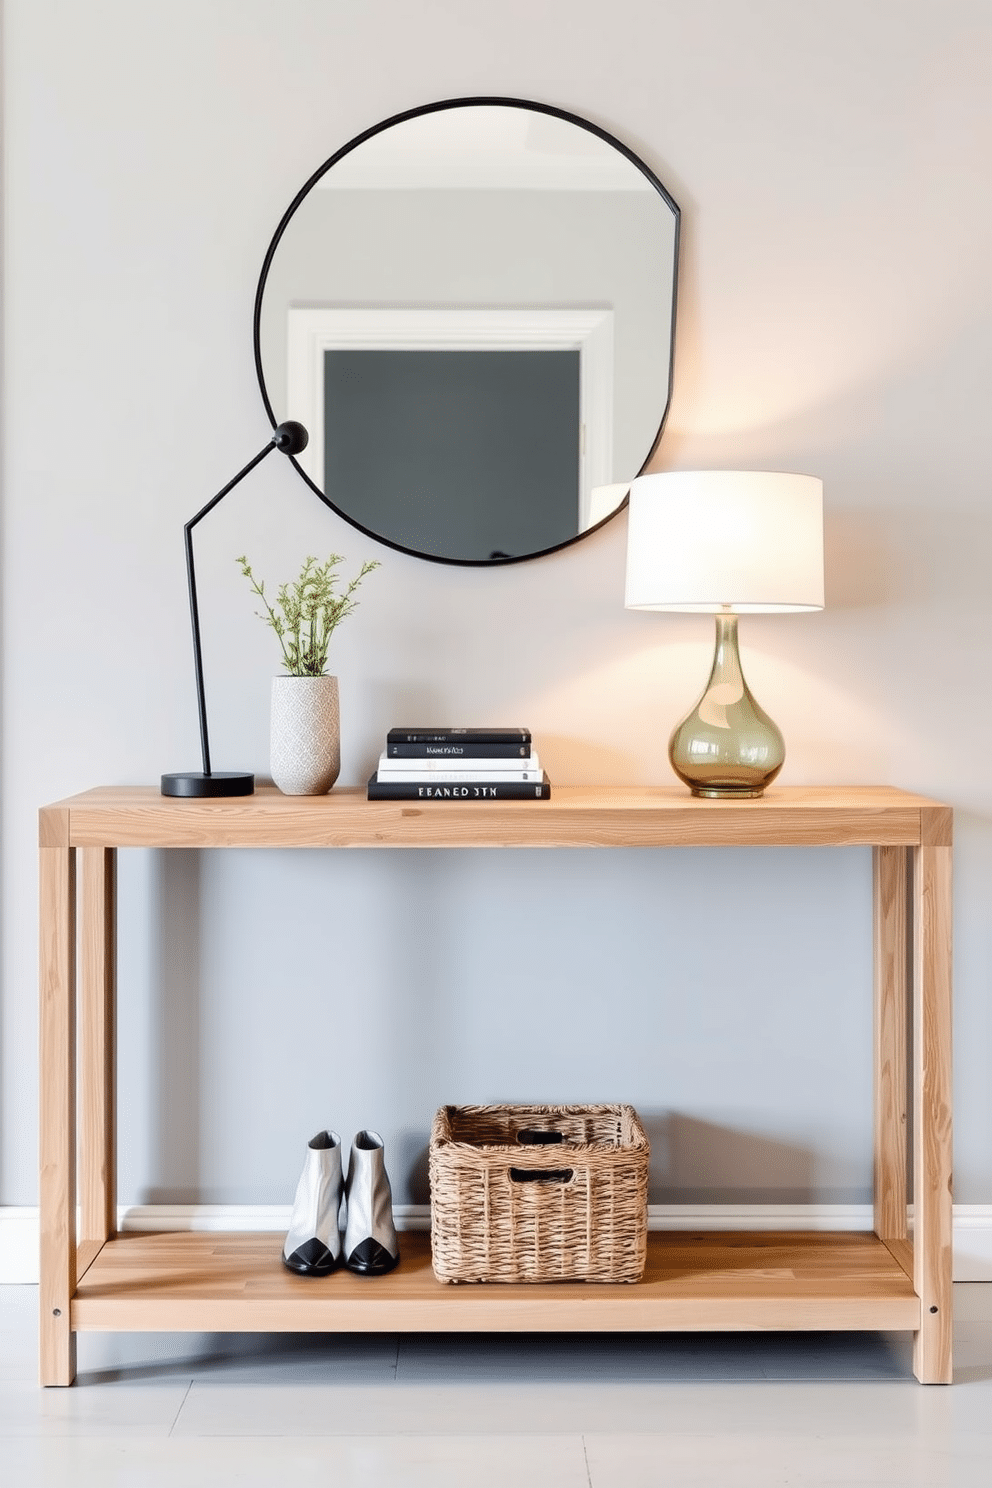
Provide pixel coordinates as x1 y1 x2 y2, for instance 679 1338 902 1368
161 771 255 798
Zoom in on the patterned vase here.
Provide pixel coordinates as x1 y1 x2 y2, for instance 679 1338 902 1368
270 675 340 795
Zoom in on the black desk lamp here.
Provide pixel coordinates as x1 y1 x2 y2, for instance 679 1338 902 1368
161 421 310 798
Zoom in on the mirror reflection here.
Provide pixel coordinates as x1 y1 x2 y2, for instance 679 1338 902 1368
255 99 680 564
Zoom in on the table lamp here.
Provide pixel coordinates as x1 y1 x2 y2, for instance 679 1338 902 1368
624 470 824 797
161 421 310 798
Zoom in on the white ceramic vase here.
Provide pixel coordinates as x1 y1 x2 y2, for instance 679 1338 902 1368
270 675 340 795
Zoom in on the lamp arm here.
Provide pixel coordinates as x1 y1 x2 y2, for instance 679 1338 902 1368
183 421 309 779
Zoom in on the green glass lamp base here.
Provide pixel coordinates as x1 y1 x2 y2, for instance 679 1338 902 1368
669 613 785 799
691 785 768 799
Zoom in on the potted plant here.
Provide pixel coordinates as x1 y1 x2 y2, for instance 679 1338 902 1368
237 552 379 795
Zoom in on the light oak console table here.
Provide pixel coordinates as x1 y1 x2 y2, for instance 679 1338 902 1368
38 784 952 1385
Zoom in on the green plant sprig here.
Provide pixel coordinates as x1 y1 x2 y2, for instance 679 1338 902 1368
236 553 379 677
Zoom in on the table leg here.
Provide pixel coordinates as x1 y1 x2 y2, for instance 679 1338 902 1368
912 809 953 1384
873 846 910 1249
79 848 116 1252
39 838 77 1386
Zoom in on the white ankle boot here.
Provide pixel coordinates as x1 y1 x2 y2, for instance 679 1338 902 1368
282 1130 343 1275
343 1130 399 1275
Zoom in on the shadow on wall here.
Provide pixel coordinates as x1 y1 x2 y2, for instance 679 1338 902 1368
643 1111 824 1205
402 1136 431 1208
144 849 202 1205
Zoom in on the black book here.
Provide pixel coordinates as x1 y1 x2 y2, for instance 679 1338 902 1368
368 772 550 801
387 740 531 758
387 727 531 746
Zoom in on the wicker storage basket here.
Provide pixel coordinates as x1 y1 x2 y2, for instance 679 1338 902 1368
429 1103 649 1284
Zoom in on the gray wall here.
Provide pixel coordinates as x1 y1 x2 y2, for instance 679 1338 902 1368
3 0 991 1209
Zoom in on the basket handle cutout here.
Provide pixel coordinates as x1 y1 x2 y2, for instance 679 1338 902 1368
516 1129 565 1145
509 1167 574 1184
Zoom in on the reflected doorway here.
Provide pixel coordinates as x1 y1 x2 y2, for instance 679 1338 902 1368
286 306 615 562
324 347 579 561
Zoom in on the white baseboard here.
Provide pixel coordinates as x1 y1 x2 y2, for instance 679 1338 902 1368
4 1203 991 1284
646 1203 876 1232
949 1206 992 1281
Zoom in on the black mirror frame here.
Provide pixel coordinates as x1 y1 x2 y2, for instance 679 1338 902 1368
253 96 681 566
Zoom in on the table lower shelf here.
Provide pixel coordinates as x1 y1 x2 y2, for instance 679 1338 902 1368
71 1229 920 1335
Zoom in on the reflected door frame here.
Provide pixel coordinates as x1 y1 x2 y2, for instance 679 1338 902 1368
286 306 614 531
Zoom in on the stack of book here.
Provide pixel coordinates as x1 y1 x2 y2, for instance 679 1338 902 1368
367 728 551 800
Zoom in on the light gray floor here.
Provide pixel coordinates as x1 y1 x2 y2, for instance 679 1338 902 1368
2 1284 991 1486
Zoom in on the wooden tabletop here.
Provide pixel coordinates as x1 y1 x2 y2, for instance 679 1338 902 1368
39 783 951 851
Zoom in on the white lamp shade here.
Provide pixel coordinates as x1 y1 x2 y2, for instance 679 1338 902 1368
624 470 824 613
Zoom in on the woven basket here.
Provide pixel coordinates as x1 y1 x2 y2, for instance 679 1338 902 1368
429 1103 649 1284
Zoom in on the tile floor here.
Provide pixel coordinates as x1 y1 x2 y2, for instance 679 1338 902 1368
1 1284 991 1485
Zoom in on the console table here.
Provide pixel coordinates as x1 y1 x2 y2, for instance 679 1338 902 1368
38 784 952 1385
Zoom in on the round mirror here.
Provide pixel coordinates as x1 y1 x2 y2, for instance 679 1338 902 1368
254 97 680 565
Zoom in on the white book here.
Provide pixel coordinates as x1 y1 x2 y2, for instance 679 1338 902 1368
376 751 542 779
375 769 546 784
